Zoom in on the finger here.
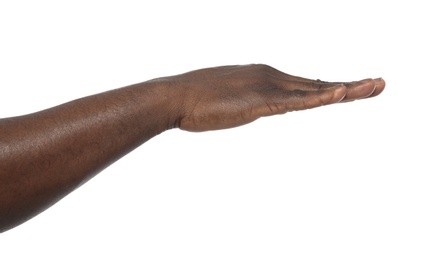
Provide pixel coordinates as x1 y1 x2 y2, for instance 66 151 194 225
339 78 376 102
368 78 386 98
270 73 380 102
265 68 362 94
268 67 384 100
322 78 385 101
291 84 347 109
246 64 383 102
261 84 347 115
269 77 342 92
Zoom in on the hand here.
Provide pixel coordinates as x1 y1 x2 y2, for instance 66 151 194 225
164 64 385 132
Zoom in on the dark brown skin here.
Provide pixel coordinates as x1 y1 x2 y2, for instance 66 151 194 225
0 64 385 233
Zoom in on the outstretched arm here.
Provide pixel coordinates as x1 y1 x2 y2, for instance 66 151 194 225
0 64 385 232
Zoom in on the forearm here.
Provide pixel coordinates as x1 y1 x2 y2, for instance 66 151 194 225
0 80 180 232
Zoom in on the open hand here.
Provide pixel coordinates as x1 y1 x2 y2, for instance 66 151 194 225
163 64 385 131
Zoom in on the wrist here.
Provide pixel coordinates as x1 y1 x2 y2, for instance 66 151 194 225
133 79 185 131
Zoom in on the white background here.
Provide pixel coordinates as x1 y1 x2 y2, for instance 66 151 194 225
1 1 425 259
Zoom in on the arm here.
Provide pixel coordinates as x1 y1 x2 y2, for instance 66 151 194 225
0 64 385 232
